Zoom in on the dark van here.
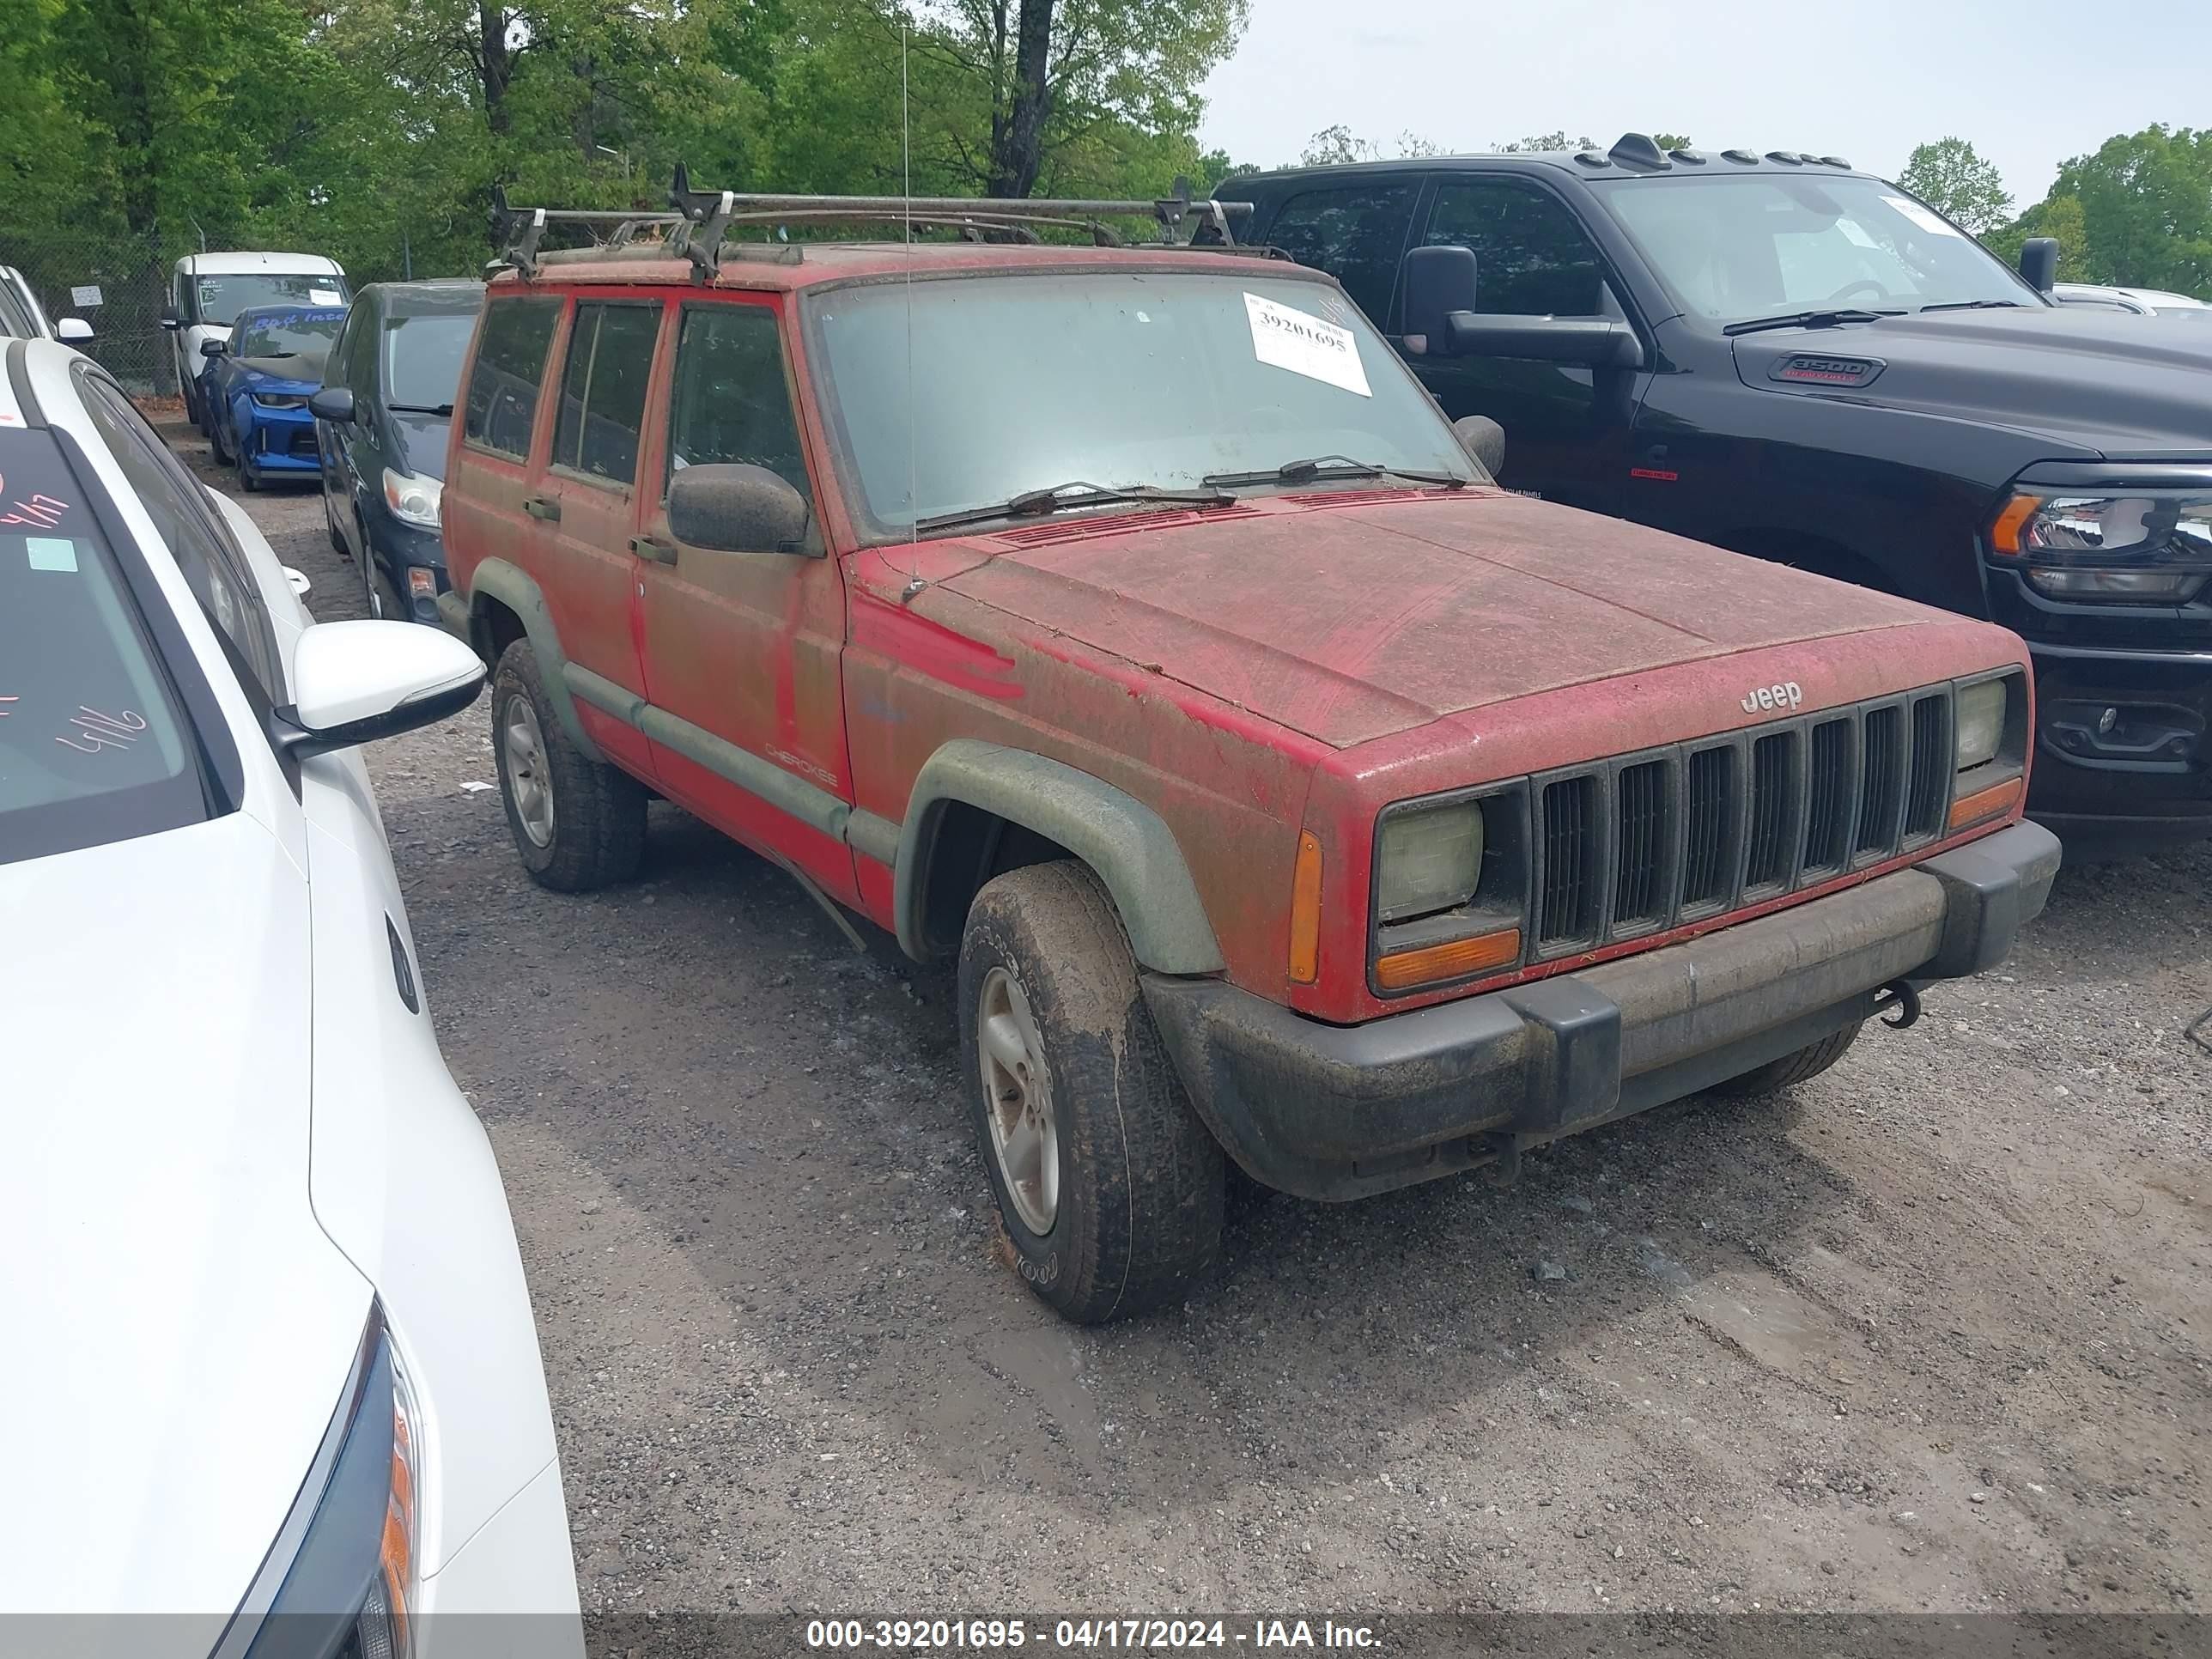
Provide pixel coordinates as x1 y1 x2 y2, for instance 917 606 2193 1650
1223 138 2212 853
312 278 486 622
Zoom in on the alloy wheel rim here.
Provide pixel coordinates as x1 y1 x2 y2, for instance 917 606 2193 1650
977 966 1058 1234
503 694 556 848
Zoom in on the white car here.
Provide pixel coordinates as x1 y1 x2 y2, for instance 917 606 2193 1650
0 337 582 1656
2052 281 2211 316
162 251 349 429
0 264 93 343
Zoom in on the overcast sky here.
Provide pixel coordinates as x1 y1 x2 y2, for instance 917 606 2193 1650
1197 0 2209 206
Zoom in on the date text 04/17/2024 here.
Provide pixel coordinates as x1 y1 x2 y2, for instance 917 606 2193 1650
803 1619 1380 1650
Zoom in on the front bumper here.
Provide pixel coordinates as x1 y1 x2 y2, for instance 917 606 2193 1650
245 405 320 472
2024 641 2212 850
1145 821 2060 1201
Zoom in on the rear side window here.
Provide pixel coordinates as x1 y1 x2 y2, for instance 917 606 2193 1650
1 427 211 863
665 304 811 502
551 303 660 485
1264 183 1418 322
1420 180 1608 317
462 296 560 460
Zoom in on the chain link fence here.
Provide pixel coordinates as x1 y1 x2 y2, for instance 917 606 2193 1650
3 228 185 397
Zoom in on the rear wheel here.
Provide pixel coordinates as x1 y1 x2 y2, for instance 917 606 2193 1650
957 862 1224 1324
490 641 647 891
1707 1019 1863 1097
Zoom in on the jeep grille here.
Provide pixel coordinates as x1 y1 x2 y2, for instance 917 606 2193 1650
1528 685 1956 957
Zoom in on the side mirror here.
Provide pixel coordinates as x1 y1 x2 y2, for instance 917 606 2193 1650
1402 245 1480 355
277 619 485 760
666 463 811 556
1402 243 1644 369
283 566 313 599
2020 236 2059 295
310 386 356 423
160 308 181 331
200 338 227 358
1452 414 1506 477
55 317 94 343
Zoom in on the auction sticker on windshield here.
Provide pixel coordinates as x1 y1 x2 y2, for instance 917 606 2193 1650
1244 292 1371 398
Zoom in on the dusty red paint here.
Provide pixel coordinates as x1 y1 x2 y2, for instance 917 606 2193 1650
448 244 2034 1035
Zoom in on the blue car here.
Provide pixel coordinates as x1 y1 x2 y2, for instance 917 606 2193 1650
203 303 347 490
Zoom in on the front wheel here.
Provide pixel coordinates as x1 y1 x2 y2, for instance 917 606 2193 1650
235 441 258 492
958 862 1224 1324
490 641 647 891
1707 1018 1863 1097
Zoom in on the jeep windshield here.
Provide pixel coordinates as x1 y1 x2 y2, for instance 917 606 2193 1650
807 270 1477 541
1595 173 2040 326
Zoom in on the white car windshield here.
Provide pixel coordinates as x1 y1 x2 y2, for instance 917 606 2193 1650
1596 173 2038 324
808 270 1476 540
1 428 210 863
192 271 348 326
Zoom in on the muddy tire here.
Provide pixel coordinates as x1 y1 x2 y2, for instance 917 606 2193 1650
957 862 1224 1324
1708 1018 1862 1097
490 641 646 892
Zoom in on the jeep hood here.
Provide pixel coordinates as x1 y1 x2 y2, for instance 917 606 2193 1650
1729 307 2212 460
943 491 1934 748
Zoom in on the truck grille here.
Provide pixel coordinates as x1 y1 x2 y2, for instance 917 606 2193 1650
1528 686 1957 958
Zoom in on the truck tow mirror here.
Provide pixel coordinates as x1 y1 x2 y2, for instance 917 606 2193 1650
2019 237 2058 295
1402 245 1479 355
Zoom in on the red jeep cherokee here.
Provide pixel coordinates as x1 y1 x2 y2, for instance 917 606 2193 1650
439 191 2058 1324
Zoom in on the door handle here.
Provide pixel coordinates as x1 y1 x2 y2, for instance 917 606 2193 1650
630 535 678 565
523 495 562 522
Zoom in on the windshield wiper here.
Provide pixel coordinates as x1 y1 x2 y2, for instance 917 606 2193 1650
1917 299 2025 313
1721 307 1905 337
912 480 1235 536
1200 455 1471 489
389 402 455 416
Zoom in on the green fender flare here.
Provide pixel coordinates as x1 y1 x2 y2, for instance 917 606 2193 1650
893 740 1225 976
462 559 605 763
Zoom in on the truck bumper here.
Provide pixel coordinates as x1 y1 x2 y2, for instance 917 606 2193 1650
1143 821 2060 1202
2024 643 2212 854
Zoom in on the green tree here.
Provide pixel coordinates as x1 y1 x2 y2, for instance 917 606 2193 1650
1984 194 2090 283
1898 137 2012 233
1495 131 1596 154
2047 125 2212 297
1651 131 1692 152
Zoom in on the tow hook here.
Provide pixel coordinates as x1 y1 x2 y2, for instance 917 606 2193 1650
1874 979 1922 1030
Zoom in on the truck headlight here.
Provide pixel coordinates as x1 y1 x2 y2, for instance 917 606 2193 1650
383 469 444 530
1375 799 1483 921
1990 490 2212 603
1955 679 2006 770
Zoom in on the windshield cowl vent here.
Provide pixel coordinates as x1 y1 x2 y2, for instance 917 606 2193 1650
994 502 1260 548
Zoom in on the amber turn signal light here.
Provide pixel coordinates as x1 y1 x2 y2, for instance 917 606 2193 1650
1375 927 1521 992
1948 774 2022 830
1288 830 1323 984
1989 494 2038 555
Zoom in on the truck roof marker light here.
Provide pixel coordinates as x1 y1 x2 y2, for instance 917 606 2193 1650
1989 494 2038 555
1289 831 1323 984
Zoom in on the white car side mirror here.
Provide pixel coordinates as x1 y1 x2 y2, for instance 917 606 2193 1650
283 566 313 598
279 619 484 759
55 317 94 343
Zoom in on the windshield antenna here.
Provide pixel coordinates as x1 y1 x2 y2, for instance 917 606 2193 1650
899 21 925 604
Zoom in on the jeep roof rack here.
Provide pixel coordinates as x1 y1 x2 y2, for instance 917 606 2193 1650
489 167 1258 280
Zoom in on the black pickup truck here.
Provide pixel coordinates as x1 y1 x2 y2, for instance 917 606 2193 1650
1223 137 2212 853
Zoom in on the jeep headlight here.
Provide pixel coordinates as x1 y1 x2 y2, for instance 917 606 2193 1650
1990 490 2212 603
1954 679 2006 770
1375 799 1483 921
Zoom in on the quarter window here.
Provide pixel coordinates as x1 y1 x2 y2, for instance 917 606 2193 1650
75 374 283 702
462 295 560 460
665 304 811 503
550 302 660 486
1263 184 1418 322
1421 181 1610 317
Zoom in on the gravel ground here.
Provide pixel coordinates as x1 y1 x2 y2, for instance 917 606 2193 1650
185 425 2210 1622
